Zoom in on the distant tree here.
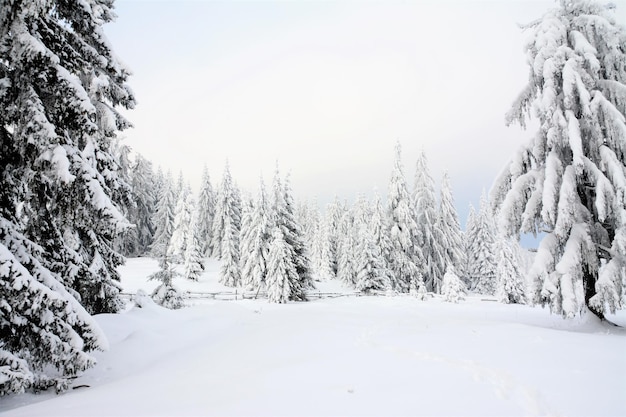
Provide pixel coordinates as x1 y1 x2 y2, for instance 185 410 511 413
355 223 392 293
240 178 271 291
169 187 192 263
496 237 527 304
492 0 626 319
336 209 358 287
324 197 344 275
435 172 465 293
265 228 296 304
129 154 156 256
219 213 241 288
467 193 498 295
441 265 467 303
150 172 176 259
196 166 216 257
413 149 443 292
371 191 395 280
184 219 205 281
210 163 241 260
387 142 422 293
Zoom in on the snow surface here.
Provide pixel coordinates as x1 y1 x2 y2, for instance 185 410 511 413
1 258 625 416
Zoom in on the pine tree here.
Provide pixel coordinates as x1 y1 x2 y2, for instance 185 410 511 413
149 256 184 309
1 0 134 391
184 219 205 281
150 172 176 259
196 165 215 257
441 265 467 303
434 172 465 294
336 209 358 287
387 142 422 293
324 197 344 276
496 237 527 304
310 219 335 281
270 171 312 300
355 223 392 293
413 149 443 292
371 191 395 281
468 193 498 295
219 213 241 288
210 163 241 260
492 0 626 319
129 154 156 255
240 178 271 292
168 187 192 263
265 228 296 304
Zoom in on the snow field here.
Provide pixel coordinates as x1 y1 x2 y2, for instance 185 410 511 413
1 258 625 416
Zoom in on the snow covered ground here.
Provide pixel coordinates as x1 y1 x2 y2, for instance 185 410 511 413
1 258 625 416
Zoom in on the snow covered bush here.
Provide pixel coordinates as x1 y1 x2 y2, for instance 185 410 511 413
496 238 527 304
441 266 467 303
492 0 626 319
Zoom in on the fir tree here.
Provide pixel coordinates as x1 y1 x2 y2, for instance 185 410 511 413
210 162 241 260
492 0 626 318
150 172 176 259
168 187 192 263
387 142 422 293
219 213 241 288
336 209 358 287
468 193 498 295
355 224 392 293
434 172 465 294
265 228 296 304
413 149 443 292
1 0 133 391
240 178 271 292
496 237 527 304
196 165 215 257
184 219 205 281
128 154 156 256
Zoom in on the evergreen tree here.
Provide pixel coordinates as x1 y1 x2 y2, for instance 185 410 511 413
324 197 344 275
168 187 192 263
434 172 465 293
413 149 443 292
196 165 215 257
496 237 527 304
184 218 205 281
265 228 296 304
219 213 241 287
1 0 134 391
336 209 358 287
149 256 184 309
310 219 335 281
371 191 395 280
463 204 478 286
468 193 498 295
150 172 176 258
441 265 467 303
492 0 626 318
387 142 422 293
210 162 241 260
240 178 271 292
355 223 392 293
269 170 311 300
128 154 156 255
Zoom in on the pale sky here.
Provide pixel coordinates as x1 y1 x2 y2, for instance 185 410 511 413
104 0 625 230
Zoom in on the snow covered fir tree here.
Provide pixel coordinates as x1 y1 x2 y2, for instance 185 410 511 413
0 0 134 394
492 0 626 319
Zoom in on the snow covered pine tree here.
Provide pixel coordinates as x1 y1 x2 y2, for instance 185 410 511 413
1 0 134 393
492 0 626 319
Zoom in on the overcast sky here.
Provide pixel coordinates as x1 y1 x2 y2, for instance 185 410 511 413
104 0 625 232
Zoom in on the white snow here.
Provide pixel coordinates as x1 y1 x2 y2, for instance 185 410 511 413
1 257 625 416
